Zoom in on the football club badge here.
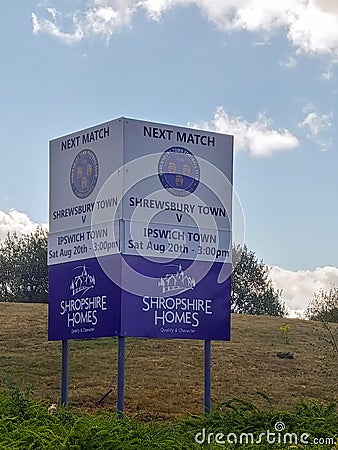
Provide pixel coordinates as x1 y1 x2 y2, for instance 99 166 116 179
70 149 99 198
158 146 200 196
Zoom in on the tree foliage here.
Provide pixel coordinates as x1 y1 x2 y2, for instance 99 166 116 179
231 244 285 316
305 286 338 323
0 227 48 303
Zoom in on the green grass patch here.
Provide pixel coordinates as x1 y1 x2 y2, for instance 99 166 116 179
0 380 337 449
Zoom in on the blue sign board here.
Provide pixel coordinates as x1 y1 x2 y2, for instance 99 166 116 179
48 256 121 340
48 117 233 341
120 256 231 340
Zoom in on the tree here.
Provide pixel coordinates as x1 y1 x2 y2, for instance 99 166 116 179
0 227 48 303
305 287 338 323
305 287 338 361
231 244 286 316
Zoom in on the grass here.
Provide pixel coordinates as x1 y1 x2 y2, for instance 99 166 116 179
0 386 336 449
0 381 338 450
0 303 337 419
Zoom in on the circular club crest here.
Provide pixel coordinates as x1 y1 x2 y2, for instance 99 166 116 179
158 147 200 196
70 149 99 199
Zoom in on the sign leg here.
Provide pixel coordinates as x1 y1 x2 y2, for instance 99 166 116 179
61 339 69 406
204 340 211 414
117 336 125 419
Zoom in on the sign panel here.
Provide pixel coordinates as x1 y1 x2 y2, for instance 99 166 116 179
120 119 233 230
48 256 121 340
48 221 120 265
49 117 233 341
124 220 231 262
49 119 123 234
120 256 231 340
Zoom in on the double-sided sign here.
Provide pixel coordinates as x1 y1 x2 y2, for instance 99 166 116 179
48 118 233 341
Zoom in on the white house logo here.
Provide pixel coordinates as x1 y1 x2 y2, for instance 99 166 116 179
158 147 200 197
70 265 96 296
70 149 99 199
158 265 196 294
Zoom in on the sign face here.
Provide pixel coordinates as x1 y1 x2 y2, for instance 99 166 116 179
123 221 231 261
119 119 233 231
49 119 123 234
119 256 231 340
49 117 233 341
48 222 119 265
48 257 121 340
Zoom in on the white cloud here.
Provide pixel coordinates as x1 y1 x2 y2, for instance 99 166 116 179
300 110 333 137
251 35 272 47
191 107 299 158
321 67 334 80
270 265 338 317
32 12 84 44
84 2 135 40
286 0 338 56
0 210 47 243
299 104 334 150
279 56 297 69
32 0 338 57
32 1 136 43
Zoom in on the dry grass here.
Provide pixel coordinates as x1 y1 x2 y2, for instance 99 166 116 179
0 303 337 418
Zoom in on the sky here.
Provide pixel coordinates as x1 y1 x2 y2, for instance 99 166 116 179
1 0 338 315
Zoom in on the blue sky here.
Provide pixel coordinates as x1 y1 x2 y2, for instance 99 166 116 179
1 0 338 313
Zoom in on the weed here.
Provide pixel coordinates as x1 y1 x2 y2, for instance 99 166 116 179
280 323 291 345
321 321 338 359
0 374 34 419
277 323 294 359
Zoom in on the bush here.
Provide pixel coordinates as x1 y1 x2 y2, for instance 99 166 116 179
0 227 48 303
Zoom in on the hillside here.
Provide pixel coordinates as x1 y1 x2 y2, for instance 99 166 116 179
0 303 337 418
